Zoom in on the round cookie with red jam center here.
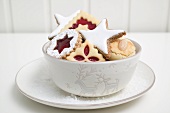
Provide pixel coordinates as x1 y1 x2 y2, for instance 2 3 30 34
66 40 105 62
47 29 82 59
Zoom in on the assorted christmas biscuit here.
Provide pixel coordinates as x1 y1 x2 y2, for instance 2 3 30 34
66 40 105 62
79 19 126 59
47 29 82 59
109 37 136 60
47 10 136 62
48 10 100 40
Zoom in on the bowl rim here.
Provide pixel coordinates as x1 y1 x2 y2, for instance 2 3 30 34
42 39 142 65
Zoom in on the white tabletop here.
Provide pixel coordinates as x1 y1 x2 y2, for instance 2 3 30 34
0 33 170 113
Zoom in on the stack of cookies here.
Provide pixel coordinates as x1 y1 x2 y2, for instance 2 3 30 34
47 10 136 62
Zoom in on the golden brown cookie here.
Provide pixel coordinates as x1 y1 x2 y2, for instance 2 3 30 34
108 37 136 60
66 40 105 62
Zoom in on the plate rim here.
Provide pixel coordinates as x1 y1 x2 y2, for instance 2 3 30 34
15 58 155 109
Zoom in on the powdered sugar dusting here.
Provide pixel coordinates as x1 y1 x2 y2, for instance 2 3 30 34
47 29 78 58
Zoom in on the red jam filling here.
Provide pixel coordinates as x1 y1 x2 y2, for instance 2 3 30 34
88 57 99 62
74 55 85 61
69 17 96 30
73 44 99 62
84 45 89 56
53 34 73 53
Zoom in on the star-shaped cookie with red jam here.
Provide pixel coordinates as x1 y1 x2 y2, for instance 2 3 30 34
48 10 100 40
79 19 126 59
47 29 82 58
66 40 105 62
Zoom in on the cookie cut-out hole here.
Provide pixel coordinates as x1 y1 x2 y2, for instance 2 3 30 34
88 57 99 62
74 55 85 61
53 34 73 53
66 40 105 62
69 17 96 30
84 45 89 56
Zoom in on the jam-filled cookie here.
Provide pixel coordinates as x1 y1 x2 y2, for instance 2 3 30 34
48 10 100 40
79 19 126 59
47 29 82 58
66 40 105 62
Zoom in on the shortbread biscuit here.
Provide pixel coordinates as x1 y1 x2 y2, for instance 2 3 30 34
66 40 105 62
79 19 126 59
108 37 136 60
47 29 82 59
48 10 100 40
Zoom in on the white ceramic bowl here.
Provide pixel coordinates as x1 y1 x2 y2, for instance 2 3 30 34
42 40 141 97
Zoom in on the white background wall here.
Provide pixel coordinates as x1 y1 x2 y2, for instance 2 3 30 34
0 0 170 33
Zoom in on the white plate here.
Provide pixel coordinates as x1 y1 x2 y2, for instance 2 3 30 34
15 58 155 110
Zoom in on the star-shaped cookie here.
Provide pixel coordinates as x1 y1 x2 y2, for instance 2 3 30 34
47 29 82 59
48 10 80 40
48 10 100 40
79 19 126 58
